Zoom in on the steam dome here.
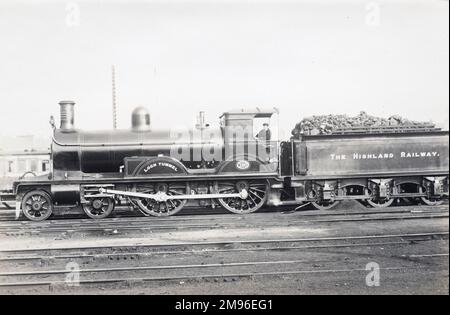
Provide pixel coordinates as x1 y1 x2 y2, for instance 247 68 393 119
132 106 151 131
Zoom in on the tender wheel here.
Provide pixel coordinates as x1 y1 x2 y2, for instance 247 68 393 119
82 197 115 219
308 189 339 210
21 190 53 221
365 186 394 208
131 182 189 217
311 200 340 210
215 180 268 214
420 197 444 206
366 198 394 208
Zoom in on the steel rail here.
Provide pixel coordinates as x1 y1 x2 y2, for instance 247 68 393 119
0 266 444 288
0 213 447 235
0 205 447 227
2 239 447 263
0 231 448 254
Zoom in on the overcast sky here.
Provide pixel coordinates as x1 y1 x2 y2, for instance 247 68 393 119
0 0 448 141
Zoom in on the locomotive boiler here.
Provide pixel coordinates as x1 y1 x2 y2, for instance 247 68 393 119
13 100 449 221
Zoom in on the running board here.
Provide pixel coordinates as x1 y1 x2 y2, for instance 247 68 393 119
97 188 248 202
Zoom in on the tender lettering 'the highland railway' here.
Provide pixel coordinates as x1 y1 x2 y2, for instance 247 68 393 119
331 152 440 160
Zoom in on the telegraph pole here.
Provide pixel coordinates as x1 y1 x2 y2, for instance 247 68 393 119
112 65 118 129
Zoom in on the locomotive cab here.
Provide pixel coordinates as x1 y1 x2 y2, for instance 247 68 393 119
219 108 279 172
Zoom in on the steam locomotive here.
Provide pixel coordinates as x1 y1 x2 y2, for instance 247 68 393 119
13 101 449 221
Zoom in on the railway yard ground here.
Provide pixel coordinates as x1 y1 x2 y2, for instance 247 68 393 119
0 200 448 295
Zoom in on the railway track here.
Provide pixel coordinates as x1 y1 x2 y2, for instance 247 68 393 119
0 204 447 293
0 200 447 220
0 231 448 289
0 205 447 236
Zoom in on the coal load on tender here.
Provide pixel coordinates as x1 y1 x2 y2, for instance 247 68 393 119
291 111 435 137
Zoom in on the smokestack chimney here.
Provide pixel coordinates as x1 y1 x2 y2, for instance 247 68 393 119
59 100 75 131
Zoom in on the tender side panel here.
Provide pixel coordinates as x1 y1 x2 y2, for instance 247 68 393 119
294 133 449 177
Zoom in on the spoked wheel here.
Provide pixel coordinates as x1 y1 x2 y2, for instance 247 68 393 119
82 197 115 219
21 190 53 221
311 200 340 210
420 197 444 206
131 182 189 217
215 180 268 214
366 197 394 208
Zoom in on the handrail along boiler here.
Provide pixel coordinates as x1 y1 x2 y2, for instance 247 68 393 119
13 101 449 221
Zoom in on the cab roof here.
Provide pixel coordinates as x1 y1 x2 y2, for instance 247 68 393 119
220 108 278 119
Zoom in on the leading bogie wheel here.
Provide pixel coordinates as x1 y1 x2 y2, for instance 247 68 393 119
21 190 53 221
82 197 115 219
